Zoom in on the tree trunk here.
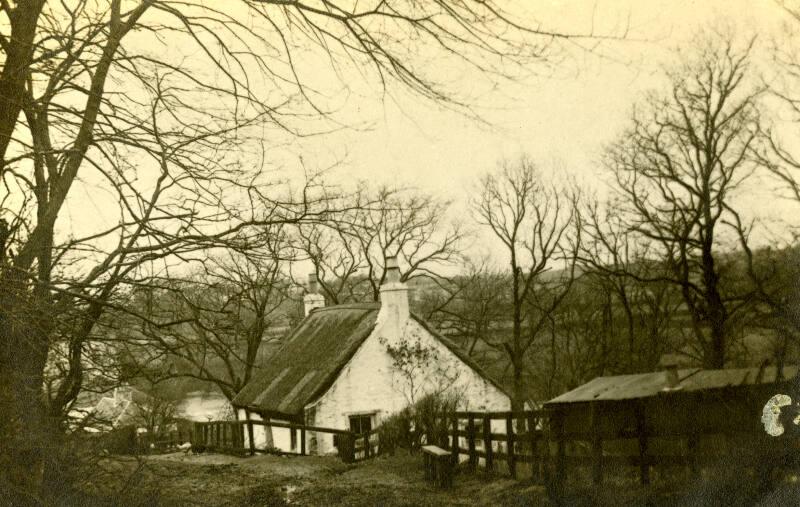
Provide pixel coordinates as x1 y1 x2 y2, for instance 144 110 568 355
0 289 52 502
702 239 726 369
0 1 46 165
510 356 525 412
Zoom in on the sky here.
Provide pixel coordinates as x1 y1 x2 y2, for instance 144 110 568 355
48 0 800 271
281 1 788 189
262 0 798 228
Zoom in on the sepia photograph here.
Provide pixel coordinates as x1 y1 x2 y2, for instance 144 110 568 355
2 0 800 505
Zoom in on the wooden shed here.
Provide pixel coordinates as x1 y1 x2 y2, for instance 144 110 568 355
543 364 800 484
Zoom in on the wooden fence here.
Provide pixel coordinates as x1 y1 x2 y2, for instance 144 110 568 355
445 410 549 481
192 419 378 462
193 409 796 491
548 416 800 488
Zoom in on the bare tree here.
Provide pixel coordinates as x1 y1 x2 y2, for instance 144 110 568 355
747 15 800 339
0 1 586 498
130 391 178 442
604 36 763 368
295 185 463 303
126 241 295 402
578 198 684 370
472 157 581 410
418 256 510 359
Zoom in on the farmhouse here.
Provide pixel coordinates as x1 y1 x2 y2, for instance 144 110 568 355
232 257 511 454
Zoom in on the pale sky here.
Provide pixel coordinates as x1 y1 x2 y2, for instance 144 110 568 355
266 0 797 216
226 0 794 264
53 0 800 269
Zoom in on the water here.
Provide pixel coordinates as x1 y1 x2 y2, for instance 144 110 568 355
176 391 231 421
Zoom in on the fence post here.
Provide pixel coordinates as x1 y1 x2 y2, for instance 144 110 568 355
591 403 603 485
635 402 649 485
235 423 241 452
342 432 356 463
247 420 255 456
687 432 698 477
301 426 307 456
506 413 516 479
451 415 459 465
553 410 566 496
528 413 538 482
467 414 477 470
482 415 493 474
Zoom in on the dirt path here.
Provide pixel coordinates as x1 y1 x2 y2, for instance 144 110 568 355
86 451 798 506
95 451 547 506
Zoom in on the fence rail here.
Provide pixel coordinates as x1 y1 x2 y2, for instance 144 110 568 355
192 408 796 492
444 410 549 481
192 419 378 462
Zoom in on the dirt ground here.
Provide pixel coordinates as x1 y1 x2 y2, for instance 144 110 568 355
76 451 800 507
80 451 546 506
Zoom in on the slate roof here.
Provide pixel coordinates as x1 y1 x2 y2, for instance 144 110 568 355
546 365 799 405
232 303 509 418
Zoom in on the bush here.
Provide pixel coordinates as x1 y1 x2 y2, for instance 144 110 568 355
376 408 414 455
377 392 461 455
102 425 138 455
413 392 459 448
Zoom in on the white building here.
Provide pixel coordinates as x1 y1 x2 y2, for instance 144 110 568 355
231 257 511 455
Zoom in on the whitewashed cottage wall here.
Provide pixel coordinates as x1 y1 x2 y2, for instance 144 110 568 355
307 314 510 454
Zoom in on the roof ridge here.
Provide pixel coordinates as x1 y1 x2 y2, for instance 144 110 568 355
309 302 380 312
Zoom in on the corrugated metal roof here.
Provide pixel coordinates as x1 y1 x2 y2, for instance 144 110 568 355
545 365 798 405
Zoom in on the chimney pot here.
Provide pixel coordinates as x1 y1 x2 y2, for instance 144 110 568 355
385 256 400 283
303 273 324 316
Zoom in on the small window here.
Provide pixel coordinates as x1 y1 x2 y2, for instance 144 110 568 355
348 414 373 434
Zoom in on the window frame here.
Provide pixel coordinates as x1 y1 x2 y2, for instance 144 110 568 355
348 413 374 434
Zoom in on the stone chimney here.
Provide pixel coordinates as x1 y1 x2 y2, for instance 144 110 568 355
303 273 325 317
378 256 409 340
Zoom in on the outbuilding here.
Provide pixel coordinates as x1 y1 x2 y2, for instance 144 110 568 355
543 363 799 484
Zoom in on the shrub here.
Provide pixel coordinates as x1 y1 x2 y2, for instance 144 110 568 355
376 392 461 454
413 392 460 448
376 408 414 455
